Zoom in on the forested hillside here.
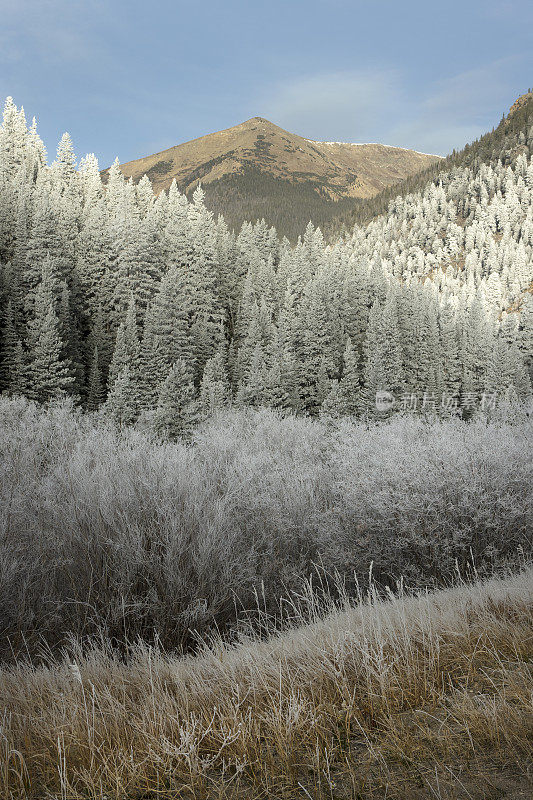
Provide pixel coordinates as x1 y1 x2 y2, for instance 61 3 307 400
331 89 533 234
0 95 532 435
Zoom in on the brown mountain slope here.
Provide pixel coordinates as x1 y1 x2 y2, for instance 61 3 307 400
104 117 441 239
110 117 440 200
508 88 533 118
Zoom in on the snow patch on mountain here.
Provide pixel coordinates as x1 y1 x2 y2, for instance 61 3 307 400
305 139 443 158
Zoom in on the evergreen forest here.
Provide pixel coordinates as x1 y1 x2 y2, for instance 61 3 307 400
1 95 533 434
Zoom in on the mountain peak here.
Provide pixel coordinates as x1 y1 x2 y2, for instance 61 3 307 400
237 116 286 132
508 89 533 117
105 118 440 239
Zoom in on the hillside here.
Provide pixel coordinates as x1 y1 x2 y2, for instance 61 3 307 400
1 95 533 423
102 117 440 239
509 87 533 117
3 519 533 799
330 89 533 236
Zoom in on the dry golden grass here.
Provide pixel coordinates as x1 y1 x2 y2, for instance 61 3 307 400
1 568 533 799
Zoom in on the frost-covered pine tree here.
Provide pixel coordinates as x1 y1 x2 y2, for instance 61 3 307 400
27 305 74 401
519 294 533 379
199 351 231 418
112 216 163 322
153 359 198 440
460 293 493 397
87 344 106 411
0 300 26 393
138 265 191 407
334 337 361 415
185 185 225 373
104 366 138 425
439 302 461 399
235 342 270 408
363 295 404 412
108 295 140 389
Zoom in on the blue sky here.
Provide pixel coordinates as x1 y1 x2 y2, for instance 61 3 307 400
1 0 532 167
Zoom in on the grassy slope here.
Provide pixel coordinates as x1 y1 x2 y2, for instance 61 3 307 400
2 567 532 799
112 118 439 201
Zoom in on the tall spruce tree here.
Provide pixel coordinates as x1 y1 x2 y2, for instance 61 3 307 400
105 366 138 425
108 295 140 389
199 351 231 418
0 301 26 393
153 359 198 440
27 306 74 401
87 344 105 411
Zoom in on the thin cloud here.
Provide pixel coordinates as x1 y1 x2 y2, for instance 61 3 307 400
388 57 527 154
258 58 526 156
259 69 402 142
0 0 106 65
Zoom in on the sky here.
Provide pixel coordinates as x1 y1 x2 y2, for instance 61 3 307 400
1 0 532 168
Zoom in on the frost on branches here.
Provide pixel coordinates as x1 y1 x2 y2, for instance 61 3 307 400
1 96 533 430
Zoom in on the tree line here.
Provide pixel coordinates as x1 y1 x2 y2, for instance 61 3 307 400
0 96 532 438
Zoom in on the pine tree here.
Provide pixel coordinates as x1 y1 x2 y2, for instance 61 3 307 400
321 379 344 417
396 284 420 392
519 294 533 380
138 266 191 408
337 337 361 415
509 341 532 399
185 186 225 374
416 301 441 397
461 294 494 398
136 175 155 217
53 132 77 188
104 367 138 425
298 271 344 414
339 268 372 357
485 336 514 397
76 198 111 317
58 281 84 395
86 303 114 389
439 302 461 400
0 300 19 390
164 181 189 266
27 306 74 401
0 97 30 182
105 158 128 222
22 196 69 316
268 327 301 411
235 342 269 408
199 351 231 418
86 345 105 411
363 295 404 414
112 217 163 322
234 299 275 389
7 339 28 396
108 295 140 388
153 359 198 440
0 301 28 395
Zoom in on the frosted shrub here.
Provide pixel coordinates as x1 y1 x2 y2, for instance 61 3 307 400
0 396 532 660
